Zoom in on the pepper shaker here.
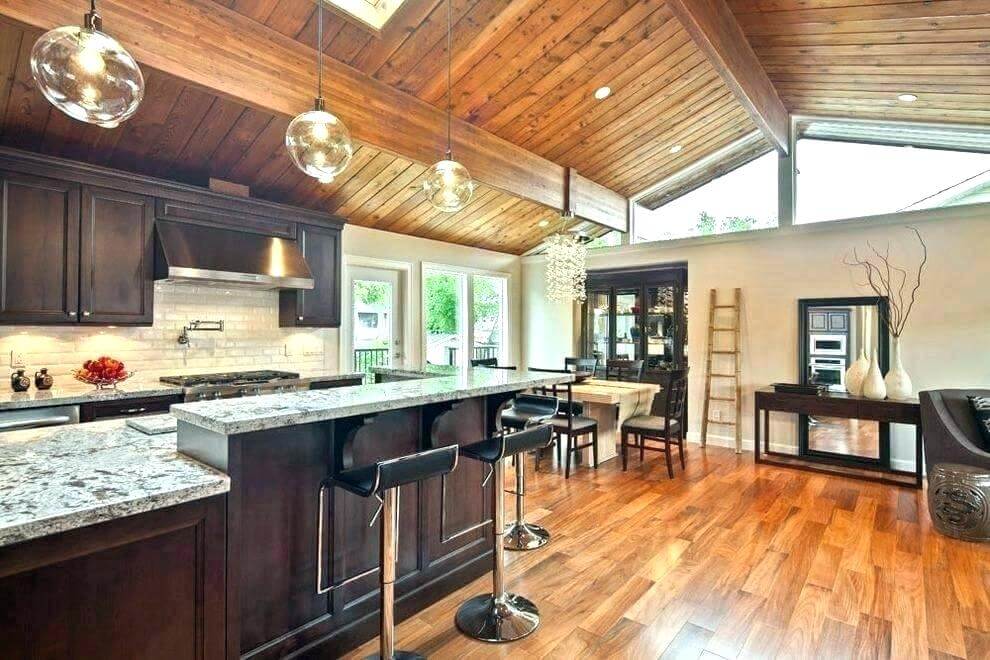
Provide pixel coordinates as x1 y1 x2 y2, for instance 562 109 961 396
11 369 30 392
34 368 53 390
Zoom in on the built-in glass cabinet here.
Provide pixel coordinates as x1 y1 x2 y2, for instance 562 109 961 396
580 265 687 382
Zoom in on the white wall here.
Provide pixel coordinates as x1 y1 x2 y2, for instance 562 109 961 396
340 224 522 370
522 209 990 467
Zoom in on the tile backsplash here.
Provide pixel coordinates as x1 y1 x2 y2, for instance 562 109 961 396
0 282 335 378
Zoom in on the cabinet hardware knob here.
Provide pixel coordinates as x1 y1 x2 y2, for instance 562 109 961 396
82 311 91 317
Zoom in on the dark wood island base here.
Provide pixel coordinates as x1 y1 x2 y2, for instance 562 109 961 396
179 391 517 659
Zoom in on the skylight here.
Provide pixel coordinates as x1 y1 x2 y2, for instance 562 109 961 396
322 0 407 33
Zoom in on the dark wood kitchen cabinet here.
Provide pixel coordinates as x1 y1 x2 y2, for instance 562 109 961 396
0 171 80 324
280 223 341 328
79 186 155 325
0 173 154 326
0 495 226 660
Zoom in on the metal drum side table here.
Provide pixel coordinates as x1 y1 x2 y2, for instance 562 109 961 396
928 463 990 542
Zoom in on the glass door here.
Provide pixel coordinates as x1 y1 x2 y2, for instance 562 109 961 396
347 266 402 373
585 290 611 363
424 268 467 366
613 288 642 360
472 275 507 364
645 284 675 370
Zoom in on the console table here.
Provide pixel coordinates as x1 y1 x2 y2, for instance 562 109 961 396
754 388 923 488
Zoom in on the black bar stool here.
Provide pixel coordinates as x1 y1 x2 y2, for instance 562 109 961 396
455 424 553 642
324 446 458 660
499 394 559 551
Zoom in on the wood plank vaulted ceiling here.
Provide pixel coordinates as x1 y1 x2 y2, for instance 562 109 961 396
1 1 988 253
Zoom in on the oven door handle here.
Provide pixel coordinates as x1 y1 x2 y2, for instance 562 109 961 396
0 416 73 431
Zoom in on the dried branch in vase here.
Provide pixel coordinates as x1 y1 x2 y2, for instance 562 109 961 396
842 226 927 338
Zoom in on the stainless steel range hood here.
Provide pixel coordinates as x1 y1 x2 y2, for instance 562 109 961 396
155 221 314 290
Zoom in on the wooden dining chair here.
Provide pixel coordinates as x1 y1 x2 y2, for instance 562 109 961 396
605 359 645 382
620 372 688 477
564 357 598 375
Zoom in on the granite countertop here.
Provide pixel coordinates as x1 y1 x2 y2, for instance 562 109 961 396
0 372 366 411
0 419 229 548
0 377 184 411
172 367 572 435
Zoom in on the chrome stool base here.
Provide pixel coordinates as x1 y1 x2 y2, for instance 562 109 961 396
363 652 425 660
503 521 550 551
455 593 540 642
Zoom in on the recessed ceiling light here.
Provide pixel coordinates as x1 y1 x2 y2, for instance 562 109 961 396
669 144 683 154
538 219 550 227
898 93 918 102
594 86 611 100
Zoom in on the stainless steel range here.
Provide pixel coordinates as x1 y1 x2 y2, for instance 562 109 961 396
160 370 306 402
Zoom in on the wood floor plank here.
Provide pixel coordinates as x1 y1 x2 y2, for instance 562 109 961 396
339 446 990 659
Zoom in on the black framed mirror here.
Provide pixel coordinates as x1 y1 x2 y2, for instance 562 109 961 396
798 296 890 469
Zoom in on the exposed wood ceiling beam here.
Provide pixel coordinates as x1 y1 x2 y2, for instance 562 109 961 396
0 0 629 230
665 0 790 155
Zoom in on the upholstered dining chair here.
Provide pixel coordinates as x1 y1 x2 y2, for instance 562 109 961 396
620 372 688 477
545 399 599 478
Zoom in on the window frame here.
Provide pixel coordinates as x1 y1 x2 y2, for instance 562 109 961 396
626 115 990 251
421 262 512 367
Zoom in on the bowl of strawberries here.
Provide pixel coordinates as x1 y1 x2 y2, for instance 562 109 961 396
73 356 132 389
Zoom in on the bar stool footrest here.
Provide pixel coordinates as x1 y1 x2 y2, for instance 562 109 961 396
455 593 540 643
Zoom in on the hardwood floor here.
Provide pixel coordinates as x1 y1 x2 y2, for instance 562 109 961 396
344 445 990 659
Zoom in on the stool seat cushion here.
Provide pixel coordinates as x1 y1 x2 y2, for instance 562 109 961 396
550 414 597 433
332 464 379 498
622 415 679 435
461 425 553 464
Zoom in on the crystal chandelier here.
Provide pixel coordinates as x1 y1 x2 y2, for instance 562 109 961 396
285 0 353 184
422 0 473 212
30 0 144 128
545 216 588 303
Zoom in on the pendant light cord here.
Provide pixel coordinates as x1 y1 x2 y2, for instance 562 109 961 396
445 0 452 159
316 0 324 101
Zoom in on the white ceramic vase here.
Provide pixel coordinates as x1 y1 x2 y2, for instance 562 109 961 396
884 336 913 400
862 349 887 400
845 348 869 396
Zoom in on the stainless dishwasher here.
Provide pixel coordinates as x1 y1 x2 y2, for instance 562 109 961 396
0 405 80 432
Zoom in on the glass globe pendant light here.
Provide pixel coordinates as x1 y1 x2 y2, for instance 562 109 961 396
422 0 473 212
285 0 353 184
30 0 144 128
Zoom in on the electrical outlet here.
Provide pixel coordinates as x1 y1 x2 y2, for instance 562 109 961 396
10 351 25 368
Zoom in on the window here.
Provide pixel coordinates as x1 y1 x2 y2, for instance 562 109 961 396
424 267 509 367
633 151 778 242
796 138 990 224
587 231 622 249
473 275 507 364
424 269 466 366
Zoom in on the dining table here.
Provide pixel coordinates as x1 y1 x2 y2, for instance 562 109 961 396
567 378 660 463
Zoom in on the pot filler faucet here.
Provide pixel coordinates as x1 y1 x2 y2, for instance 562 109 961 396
177 320 224 345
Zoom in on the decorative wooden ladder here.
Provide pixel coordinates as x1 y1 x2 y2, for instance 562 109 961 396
701 288 742 453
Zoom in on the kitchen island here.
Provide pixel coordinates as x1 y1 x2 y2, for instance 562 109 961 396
171 365 570 659
0 420 230 659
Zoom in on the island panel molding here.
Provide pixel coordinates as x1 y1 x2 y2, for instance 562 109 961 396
0 0 626 232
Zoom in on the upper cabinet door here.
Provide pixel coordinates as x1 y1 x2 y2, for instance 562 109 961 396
78 187 155 325
0 172 80 324
280 224 341 328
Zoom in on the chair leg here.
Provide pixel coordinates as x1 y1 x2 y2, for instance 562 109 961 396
665 440 674 479
555 433 561 464
534 446 541 473
679 436 686 469
591 429 599 469
621 430 628 471
564 435 572 479
640 433 645 463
